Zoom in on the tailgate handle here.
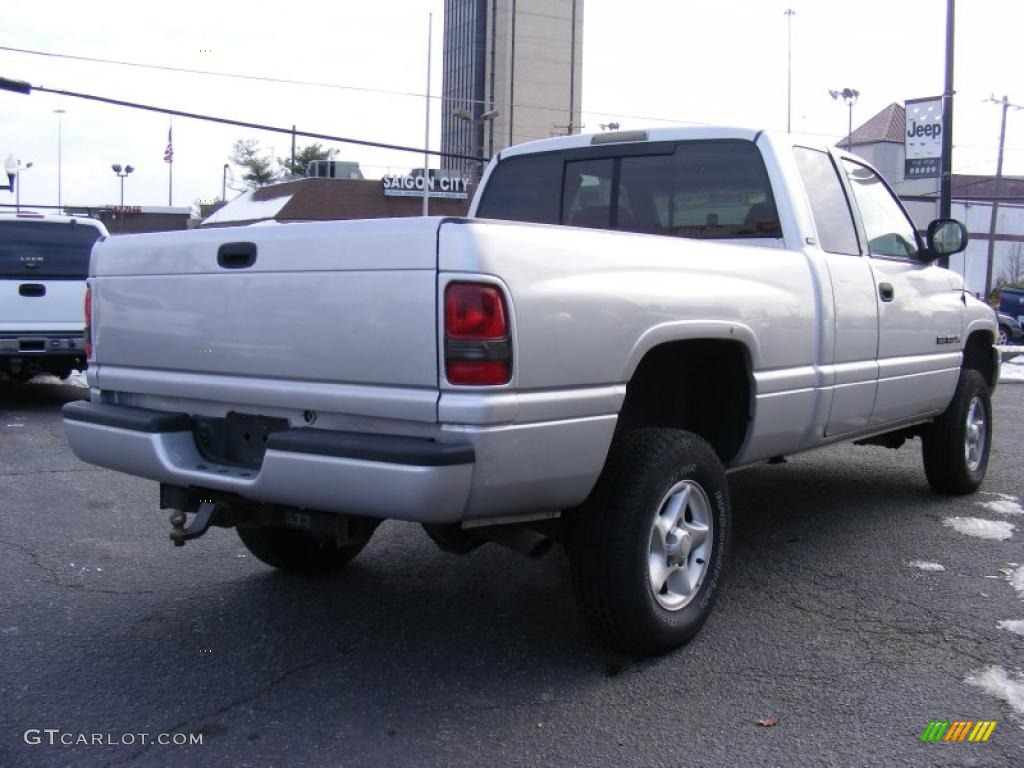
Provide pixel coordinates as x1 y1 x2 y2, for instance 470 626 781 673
19 283 46 297
217 242 257 269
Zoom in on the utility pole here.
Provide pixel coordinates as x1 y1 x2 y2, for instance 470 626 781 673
785 9 795 133
291 125 296 170
938 0 955 227
54 108 66 211
983 94 1022 298
422 12 432 216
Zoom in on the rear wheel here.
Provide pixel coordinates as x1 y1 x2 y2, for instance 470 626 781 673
922 369 992 495
998 325 1010 345
237 521 377 573
570 428 731 655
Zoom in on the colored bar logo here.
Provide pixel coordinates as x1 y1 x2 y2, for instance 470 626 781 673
921 721 997 742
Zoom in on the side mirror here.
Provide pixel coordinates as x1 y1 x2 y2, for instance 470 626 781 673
922 219 968 261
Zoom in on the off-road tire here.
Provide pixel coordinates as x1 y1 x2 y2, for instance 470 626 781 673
570 428 731 655
922 369 992 495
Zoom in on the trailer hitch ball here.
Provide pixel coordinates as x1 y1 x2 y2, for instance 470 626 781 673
168 502 216 546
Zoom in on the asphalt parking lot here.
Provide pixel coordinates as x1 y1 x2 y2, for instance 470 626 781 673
1 376 1022 768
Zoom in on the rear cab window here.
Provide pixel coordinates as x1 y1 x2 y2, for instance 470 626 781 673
0 220 104 280
477 140 782 241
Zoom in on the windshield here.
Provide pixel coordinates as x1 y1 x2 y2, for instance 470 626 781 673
476 140 781 240
0 220 103 279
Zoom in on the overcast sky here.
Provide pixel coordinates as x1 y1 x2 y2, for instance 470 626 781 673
1 0 1021 212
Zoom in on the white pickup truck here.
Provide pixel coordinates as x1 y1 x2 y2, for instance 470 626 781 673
1 212 104 381
63 127 998 655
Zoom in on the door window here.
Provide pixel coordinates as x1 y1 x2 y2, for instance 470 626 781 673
793 147 860 255
841 160 919 259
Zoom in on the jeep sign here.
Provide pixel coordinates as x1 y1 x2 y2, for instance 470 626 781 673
905 97 943 179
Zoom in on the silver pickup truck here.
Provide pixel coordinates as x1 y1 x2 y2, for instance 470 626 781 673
63 127 998 655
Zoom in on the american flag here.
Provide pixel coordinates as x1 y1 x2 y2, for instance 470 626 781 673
163 126 173 164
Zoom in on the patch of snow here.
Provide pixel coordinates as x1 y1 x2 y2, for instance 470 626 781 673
202 191 293 225
981 499 1024 516
999 620 1024 636
1011 566 1024 599
943 517 1015 540
908 560 946 572
999 345 1024 354
965 666 1024 717
983 492 1019 501
27 371 88 387
1002 357 1024 382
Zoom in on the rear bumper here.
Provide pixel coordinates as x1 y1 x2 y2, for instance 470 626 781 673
0 331 85 357
62 401 475 523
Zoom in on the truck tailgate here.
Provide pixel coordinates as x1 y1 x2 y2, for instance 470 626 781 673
90 218 441 410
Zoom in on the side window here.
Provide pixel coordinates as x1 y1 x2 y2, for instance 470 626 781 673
562 159 615 229
617 142 781 239
841 160 919 259
793 147 860 255
475 153 562 224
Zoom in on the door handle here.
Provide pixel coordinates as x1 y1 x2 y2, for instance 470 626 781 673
878 282 895 302
217 242 257 269
19 283 45 297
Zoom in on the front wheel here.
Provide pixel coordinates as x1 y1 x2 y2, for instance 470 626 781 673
998 325 1010 346
570 428 731 656
237 520 377 574
922 369 992 495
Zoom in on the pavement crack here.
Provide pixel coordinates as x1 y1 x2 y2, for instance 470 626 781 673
0 538 155 596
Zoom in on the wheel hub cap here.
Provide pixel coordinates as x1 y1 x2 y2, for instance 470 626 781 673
648 479 713 611
964 396 987 472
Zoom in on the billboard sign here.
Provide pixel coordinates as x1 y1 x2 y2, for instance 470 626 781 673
905 97 943 179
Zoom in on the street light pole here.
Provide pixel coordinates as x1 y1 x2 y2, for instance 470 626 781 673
829 88 860 151
111 163 134 207
222 163 229 201
54 108 66 211
785 9 795 133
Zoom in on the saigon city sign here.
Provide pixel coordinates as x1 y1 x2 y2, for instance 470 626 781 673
382 174 470 200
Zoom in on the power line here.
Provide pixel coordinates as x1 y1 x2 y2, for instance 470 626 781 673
0 78 487 162
0 43 711 128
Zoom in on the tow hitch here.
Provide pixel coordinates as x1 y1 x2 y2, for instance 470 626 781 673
168 501 216 546
159 483 372 547
161 485 227 547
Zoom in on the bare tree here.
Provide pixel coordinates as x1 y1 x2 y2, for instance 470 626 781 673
999 242 1024 288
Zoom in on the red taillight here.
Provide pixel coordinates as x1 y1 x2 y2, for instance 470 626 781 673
445 283 508 338
84 284 92 360
444 282 512 385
